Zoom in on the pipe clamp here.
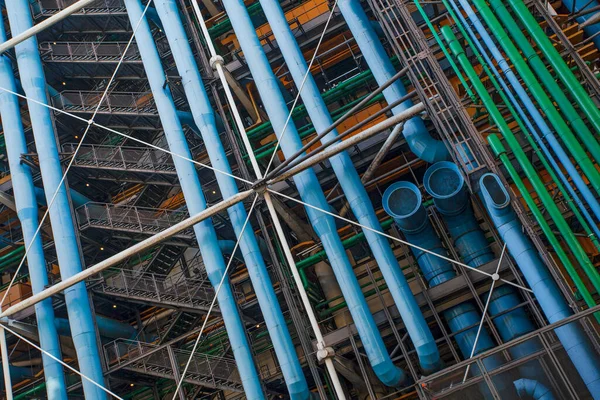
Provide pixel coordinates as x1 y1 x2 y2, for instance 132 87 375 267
209 55 224 70
316 346 335 361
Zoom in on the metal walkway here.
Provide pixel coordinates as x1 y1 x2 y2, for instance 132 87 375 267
76 202 194 239
97 268 215 313
40 42 142 63
62 143 177 175
104 339 243 392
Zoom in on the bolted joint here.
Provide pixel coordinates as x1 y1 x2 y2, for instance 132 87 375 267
252 178 268 195
316 346 335 362
209 55 224 70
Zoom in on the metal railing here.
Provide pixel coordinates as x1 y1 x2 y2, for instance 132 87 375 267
40 42 141 63
76 202 193 239
104 339 243 391
62 143 177 174
99 268 214 310
34 0 125 16
51 91 157 116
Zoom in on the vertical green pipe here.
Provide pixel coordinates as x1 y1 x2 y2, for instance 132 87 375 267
469 0 600 196
487 134 598 319
414 0 475 101
505 0 600 132
442 26 600 297
433 1 600 251
482 0 600 161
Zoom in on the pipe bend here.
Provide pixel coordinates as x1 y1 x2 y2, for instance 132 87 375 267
513 378 555 400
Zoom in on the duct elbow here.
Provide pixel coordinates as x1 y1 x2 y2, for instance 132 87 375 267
371 359 410 388
403 120 450 164
513 378 555 400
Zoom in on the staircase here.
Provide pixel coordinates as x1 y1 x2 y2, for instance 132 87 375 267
97 268 215 313
75 202 194 239
61 143 178 175
104 339 243 392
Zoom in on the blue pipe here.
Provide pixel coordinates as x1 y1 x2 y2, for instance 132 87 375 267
423 162 493 267
562 0 600 50
382 181 455 287
258 0 441 375
513 379 555 400
5 1 107 398
152 1 308 397
34 187 90 208
383 181 511 397
55 316 137 340
480 173 600 399
0 366 33 387
451 0 600 230
123 1 264 397
222 0 407 387
337 0 449 163
0 21 67 400
486 285 540 380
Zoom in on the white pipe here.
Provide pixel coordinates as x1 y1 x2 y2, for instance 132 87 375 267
0 0 96 55
0 326 13 400
264 192 347 399
271 103 424 184
0 189 253 319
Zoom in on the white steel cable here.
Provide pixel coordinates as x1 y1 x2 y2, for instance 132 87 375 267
170 194 260 400
268 189 532 293
1 324 124 399
462 244 508 383
0 87 252 185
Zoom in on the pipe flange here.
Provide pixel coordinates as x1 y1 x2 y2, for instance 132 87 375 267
316 346 335 362
209 55 225 70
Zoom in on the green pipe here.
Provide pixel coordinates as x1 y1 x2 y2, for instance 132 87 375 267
469 0 600 196
478 0 600 167
208 2 264 38
488 134 599 320
414 0 476 101
505 0 600 133
0 246 24 262
442 26 600 298
439 0 600 252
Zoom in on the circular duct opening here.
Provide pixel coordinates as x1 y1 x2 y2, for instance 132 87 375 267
480 174 510 208
424 161 464 199
382 182 422 219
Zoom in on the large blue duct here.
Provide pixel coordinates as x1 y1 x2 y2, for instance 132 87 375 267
258 0 441 374
0 21 68 400
480 173 600 399
513 379 556 400
382 181 502 378
424 162 542 378
222 0 407 387
55 316 137 340
451 0 600 229
423 161 493 268
123 1 264 397
337 0 449 163
152 1 308 397
5 1 106 398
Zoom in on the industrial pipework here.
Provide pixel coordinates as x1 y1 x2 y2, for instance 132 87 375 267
480 173 600 399
222 0 408 387
337 0 449 164
152 0 309 397
124 0 264 397
5 1 106 398
0 18 67 400
258 0 442 374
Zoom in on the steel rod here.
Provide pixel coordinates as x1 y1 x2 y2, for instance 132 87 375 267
0 0 96 55
0 189 253 319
